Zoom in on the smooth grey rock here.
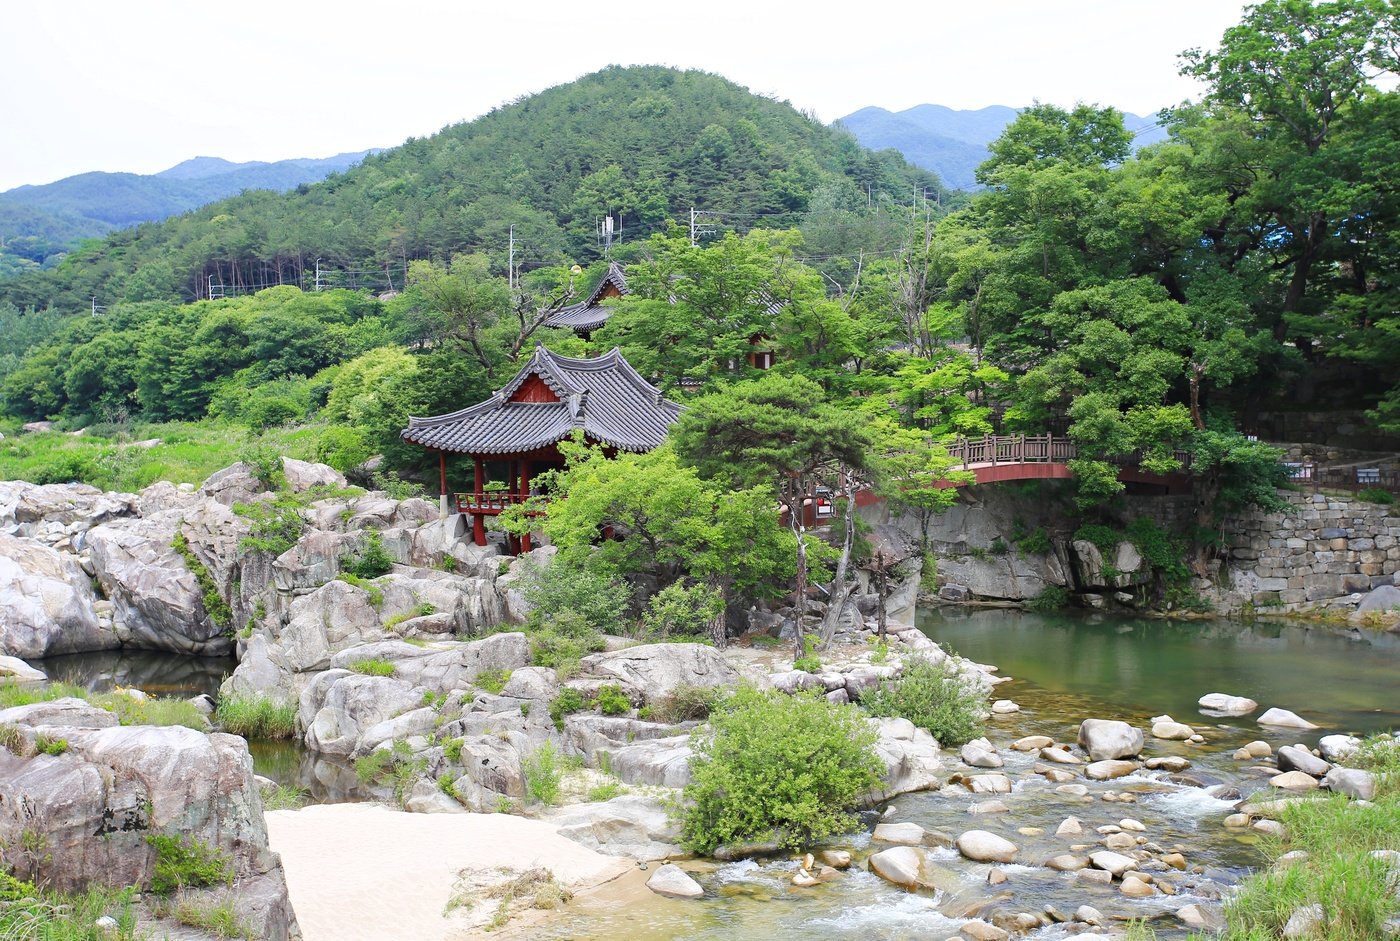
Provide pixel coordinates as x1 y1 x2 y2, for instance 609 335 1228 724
1085 759 1139 780
0 655 46 683
1077 719 1143 760
961 738 1003 768
646 863 703 899
1317 734 1361 763
1357 584 1400 613
550 795 682 860
1277 744 1330 778
1258 708 1320 730
280 457 346 493
867 845 924 888
1322 767 1377 800
1198 692 1258 716
1088 850 1136 877
866 717 943 802
1283 903 1324 939
956 829 1017 863
198 462 267 506
0 533 115 658
575 643 740 702
872 821 926 845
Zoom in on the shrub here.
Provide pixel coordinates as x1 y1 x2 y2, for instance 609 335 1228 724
1015 526 1053 556
353 740 425 804
861 657 985 747
215 696 297 739
793 655 822 673
171 529 233 630
315 425 372 474
475 669 511 695
530 627 604 678
648 683 720 724
341 530 394 579
146 834 233 895
1072 523 1120 554
0 874 139 940
34 735 67 756
233 497 305 557
549 688 587 730
594 684 631 716
336 572 384 606
237 442 284 490
680 686 882 854
587 781 624 802
522 742 563 805
1357 488 1395 505
348 658 396 677
443 738 464 763
641 581 724 638
1026 584 1071 612
437 773 459 799
521 560 630 636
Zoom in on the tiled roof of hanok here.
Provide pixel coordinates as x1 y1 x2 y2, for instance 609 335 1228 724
401 345 682 455
543 262 629 333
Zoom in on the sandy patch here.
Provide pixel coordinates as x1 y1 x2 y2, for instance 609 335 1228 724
267 803 633 941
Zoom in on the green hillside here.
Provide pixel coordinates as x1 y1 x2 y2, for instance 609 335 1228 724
0 66 946 314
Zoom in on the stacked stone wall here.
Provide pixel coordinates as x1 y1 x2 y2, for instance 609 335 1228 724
1219 491 1398 613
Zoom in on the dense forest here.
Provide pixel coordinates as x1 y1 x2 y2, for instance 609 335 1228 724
1 2 1397 540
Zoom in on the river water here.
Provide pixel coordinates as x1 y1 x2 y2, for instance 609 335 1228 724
31 611 1400 939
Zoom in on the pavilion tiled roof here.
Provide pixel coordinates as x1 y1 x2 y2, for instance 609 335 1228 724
401 345 682 455
543 262 628 334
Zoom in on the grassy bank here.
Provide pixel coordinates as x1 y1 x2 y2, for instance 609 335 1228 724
0 421 323 491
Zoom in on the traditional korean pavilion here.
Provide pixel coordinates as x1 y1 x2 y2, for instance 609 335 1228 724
401 344 682 550
542 261 628 340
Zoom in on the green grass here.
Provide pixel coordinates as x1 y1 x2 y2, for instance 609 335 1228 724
522 742 563 805
91 692 209 730
353 740 426 804
0 421 323 492
165 897 254 940
475 668 512 694
146 834 233 895
336 573 384 607
347 657 396 677
215 695 297 739
262 784 310 810
587 780 624 802
34 734 68 756
0 680 87 709
0 872 141 940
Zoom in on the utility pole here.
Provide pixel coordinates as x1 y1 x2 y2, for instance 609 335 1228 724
508 225 515 291
314 259 324 292
690 206 697 247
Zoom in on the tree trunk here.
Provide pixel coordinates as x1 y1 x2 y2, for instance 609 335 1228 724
875 550 888 641
707 574 729 649
818 472 858 647
790 491 808 662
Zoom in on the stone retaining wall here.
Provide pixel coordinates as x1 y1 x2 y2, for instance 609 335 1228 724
1219 491 1398 613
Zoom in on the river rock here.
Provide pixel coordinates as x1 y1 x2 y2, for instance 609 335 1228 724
1175 902 1225 931
820 849 852 869
966 772 1013 794
1085 759 1139 781
574 643 740 702
1322 767 1377 800
1040 746 1082 764
1277 745 1330 777
1283 904 1324 939
0 534 115 658
1152 720 1195 741
1120 875 1155 897
866 717 943 801
0 705 298 940
1011 735 1053 751
961 738 1003 768
646 863 703 899
873 821 927 845
956 829 1018 863
549 795 682 860
1318 734 1361 763
1045 854 1087 872
1357 584 1400 613
1056 816 1083 836
868 845 925 888
1074 904 1104 925
1257 707 1319 730
1088 850 1136 878
1198 693 1258 716
990 699 1020 714
958 921 1009 941
968 800 1010 815
1077 719 1143 760
1270 771 1320 791
0 655 46 683
1145 756 1191 772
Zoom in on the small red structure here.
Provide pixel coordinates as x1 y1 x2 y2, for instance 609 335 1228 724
401 345 682 552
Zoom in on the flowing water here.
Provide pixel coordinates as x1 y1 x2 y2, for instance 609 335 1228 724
526 610 1400 941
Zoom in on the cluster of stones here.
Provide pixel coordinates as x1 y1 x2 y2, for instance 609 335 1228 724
1222 490 1400 613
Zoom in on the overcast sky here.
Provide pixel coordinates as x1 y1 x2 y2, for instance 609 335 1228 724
1 0 1252 192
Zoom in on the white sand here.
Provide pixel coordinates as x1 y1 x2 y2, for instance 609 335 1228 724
267 803 633 941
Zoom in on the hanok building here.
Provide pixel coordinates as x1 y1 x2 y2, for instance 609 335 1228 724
401 345 682 551
542 261 628 341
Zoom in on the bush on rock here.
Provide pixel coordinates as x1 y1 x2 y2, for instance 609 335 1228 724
680 687 882 854
861 657 985 747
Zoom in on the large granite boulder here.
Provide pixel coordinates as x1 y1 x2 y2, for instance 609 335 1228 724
198 463 268 507
0 480 138 537
0 534 116 657
548 795 683 860
87 516 232 655
571 643 741 702
0 702 299 940
1077 719 1144 761
325 633 531 693
273 580 388 672
280 458 346 493
866 716 943 801
298 670 424 757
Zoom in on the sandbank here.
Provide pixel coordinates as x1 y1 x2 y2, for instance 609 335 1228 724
266 802 633 941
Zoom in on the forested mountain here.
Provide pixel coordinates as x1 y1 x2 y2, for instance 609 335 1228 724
839 103 1167 189
0 66 948 315
0 151 373 276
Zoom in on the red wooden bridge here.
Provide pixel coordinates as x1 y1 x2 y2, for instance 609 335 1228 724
941 434 1193 493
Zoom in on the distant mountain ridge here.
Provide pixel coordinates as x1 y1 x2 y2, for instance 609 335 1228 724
837 104 1167 190
0 151 374 276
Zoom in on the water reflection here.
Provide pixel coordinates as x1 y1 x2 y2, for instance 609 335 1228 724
32 649 234 698
249 740 379 804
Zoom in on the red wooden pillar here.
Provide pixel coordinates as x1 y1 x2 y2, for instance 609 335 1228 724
471 455 487 546
519 458 533 553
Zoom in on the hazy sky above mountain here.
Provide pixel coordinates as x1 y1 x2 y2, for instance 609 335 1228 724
2 0 1251 191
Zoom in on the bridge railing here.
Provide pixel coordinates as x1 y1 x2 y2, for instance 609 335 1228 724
946 434 1191 472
